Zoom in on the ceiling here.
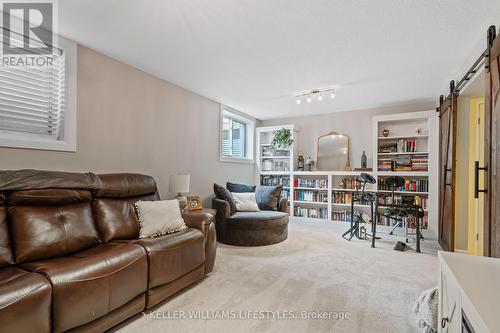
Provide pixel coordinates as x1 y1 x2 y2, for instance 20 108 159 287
58 0 500 120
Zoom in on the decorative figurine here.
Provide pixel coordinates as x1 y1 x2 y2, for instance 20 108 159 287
382 129 390 137
297 154 304 171
305 157 315 171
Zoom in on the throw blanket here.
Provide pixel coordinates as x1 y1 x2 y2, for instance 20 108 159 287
412 287 439 333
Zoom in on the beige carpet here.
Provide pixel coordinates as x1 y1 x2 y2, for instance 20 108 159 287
117 219 439 333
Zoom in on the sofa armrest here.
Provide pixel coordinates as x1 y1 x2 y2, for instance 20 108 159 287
212 198 230 244
212 198 230 218
181 209 217 274
278 197 288 213
182 210 214 235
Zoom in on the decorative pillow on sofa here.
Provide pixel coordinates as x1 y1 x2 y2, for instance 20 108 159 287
135 200 187 238
226 182 256 193
214 183 237 214
256 185 283 211
231 192 260 212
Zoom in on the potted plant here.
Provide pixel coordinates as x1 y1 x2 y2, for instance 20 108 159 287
272 128 294 149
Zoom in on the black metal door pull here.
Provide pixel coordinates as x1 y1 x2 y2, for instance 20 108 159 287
474 161 488 198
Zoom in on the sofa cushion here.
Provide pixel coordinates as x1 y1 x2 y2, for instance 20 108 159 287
8 202 101 263
227 211 288 230
125 228 205 289
213 183 236 214
92 192 159 242
96 173 157 198
256 185 282 211
226 182 256 193
135 200 187 238
231 192 260 212
0 206 14 267
6 189 93 206
21 243 147 333
0 169 101 191
229 211 288 221
0 267 52 333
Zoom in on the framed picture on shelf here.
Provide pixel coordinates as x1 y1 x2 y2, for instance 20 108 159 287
187 196 203 211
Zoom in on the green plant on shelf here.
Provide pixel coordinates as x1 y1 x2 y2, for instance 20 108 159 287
272 128 293 149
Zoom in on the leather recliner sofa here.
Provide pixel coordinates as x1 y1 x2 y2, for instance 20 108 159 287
0 170 216 333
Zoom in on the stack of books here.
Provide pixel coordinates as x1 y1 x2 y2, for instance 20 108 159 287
395 156 412 171
378 158 393 171
411 156 429 171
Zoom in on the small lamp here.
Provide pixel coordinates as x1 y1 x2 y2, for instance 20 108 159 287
169 174 190 210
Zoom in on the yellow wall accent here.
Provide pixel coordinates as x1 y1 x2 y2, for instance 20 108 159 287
467 97 485 256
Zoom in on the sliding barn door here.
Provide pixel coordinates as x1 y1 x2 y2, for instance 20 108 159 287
485 26 500 257
438 93 457 251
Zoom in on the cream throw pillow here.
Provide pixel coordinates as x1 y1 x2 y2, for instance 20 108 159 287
231 192 260 212
135 200 187 238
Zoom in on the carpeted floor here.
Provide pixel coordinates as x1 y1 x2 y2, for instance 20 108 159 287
117 219 439 333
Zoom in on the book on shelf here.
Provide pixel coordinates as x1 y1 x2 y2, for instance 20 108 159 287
294 190 327 202
378 178 428 192
260 175 290 187
376 213 428 229
378 139 420 153
377 194 428 210
294 206 328 219
294 178 328 189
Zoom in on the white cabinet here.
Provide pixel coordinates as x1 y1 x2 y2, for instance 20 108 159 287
438 251 500 333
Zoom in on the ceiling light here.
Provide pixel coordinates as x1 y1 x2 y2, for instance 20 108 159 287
318 94 323 101
307 96 312 103
330 91 336 99
296 98 301 104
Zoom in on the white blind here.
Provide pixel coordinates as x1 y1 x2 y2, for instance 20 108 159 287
221 115 246 158
0 29 65 137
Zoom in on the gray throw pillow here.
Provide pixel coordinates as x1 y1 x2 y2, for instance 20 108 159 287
256 185 283 211
226 182 256 193
214 183 237 214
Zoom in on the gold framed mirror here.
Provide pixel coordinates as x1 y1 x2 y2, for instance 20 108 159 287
317 131 350 171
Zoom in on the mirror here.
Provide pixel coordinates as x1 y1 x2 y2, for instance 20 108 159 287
317 132 350 171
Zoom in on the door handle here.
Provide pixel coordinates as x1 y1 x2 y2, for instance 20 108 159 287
474 161 488 198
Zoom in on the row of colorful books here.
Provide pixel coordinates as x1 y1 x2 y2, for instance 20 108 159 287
294 190 327 202
378 178 429 192
294 206 328 219
294 178 327 189
260 175 290 187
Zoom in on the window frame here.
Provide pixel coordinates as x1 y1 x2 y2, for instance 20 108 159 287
219 105 255 164
0 36 77 152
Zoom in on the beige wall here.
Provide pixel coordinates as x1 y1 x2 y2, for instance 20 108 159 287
0 45 255 204
259 102 435 169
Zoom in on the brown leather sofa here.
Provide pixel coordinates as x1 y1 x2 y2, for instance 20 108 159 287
0 170 216 333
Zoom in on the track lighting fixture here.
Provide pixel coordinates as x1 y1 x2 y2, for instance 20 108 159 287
294 88 336 105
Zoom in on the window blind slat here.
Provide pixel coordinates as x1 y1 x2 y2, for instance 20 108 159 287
0 108 59 121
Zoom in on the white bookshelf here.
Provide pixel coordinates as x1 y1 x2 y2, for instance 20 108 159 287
255 111 438 238
256 125 297 205
373 111 439 237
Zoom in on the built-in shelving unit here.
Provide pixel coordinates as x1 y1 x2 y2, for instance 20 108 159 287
255 111 438 238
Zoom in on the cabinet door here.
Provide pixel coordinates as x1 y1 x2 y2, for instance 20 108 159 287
439 265 461 332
